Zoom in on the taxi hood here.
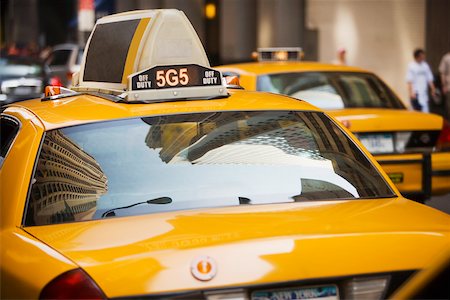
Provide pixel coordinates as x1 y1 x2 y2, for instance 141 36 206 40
25 198 450 298
329 108 444 132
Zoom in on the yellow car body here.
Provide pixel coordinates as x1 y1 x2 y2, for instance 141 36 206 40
2 91 450 299
217 61 450 201
1 10 450 300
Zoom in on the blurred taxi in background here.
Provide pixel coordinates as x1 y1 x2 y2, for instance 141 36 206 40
218 48 450 201
1 10 450 300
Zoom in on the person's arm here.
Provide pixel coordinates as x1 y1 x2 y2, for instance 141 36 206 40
407 82 415 99
406 64 416 99
441 73 448 93
439 57 448 93
425 63 436 96
429 80 436 97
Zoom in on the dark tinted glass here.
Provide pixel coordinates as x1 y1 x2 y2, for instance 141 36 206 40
83 20 140 83
25 111 395 226
47 50 72 66
257 72 405 109
0 116 20 167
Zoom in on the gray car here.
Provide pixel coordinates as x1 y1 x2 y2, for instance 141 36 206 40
45 43 83 87
0 55 49 105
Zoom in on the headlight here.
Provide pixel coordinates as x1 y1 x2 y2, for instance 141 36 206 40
344 276 389 300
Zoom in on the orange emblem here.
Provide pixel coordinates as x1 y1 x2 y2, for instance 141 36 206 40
191 256 217 281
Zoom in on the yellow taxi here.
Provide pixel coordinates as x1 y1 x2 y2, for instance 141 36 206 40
218 48 450 201
1 10 449 300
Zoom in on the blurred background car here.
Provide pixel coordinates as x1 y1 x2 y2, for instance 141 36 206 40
44 43 83 87
218 49 450 202
0 55 49 105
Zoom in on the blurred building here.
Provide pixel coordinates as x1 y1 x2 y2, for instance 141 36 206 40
1 0 449 102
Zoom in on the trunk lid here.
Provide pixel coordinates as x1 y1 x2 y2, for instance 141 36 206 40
25 198 450 298
329 108 443 132
330 108 444 153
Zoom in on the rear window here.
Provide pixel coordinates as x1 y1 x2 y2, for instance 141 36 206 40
25 111 395 226
47 50 72 66
257 72 405 110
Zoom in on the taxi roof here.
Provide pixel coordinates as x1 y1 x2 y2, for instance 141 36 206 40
217 61 370 76
7 90 322 131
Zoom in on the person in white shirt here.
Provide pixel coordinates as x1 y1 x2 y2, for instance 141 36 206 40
406 48 436 113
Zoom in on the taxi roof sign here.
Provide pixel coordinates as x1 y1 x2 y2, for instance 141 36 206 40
72 9 227 102
257 47 304 62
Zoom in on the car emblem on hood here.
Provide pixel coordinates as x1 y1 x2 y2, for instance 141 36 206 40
191 256 217 281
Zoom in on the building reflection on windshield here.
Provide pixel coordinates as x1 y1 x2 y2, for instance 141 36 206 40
28 130 108 225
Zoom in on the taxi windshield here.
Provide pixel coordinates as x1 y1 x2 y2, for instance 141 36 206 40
257 72 405 110
25 110 394 226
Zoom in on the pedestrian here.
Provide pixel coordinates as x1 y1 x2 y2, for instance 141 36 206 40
439 51 450 120
406 48 436 113
332 47 347 65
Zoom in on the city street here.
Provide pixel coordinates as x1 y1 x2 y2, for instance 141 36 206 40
1 2 449 299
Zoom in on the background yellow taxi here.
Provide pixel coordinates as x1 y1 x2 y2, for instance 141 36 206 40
1 10 449 300
218 49 450 202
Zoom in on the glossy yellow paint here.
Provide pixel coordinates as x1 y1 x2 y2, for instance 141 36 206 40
0 107 77 299
1 228 76 299
8 90 321 131
330 109 443 132
0 107 45 228
432 153 450 195
218 61 450 197
3 7 449 298
376 153 426 196
24 198 450 297
375 152 450 197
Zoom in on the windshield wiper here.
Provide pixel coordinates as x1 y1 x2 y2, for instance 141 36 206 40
101 196 172 218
